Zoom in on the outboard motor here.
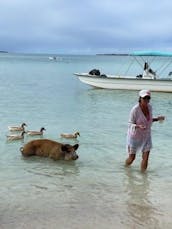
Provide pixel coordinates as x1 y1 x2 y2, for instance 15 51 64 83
89 69 101 76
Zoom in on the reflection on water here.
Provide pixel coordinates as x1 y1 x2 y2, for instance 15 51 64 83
124 168 160 228
23 157 81 179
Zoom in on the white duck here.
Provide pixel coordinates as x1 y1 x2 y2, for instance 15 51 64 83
26 127 46 136
7 131 26 141
60 131 80 139
8 123 27 132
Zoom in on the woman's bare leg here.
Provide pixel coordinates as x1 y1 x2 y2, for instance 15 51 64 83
125 154 136 167
141 151 150 172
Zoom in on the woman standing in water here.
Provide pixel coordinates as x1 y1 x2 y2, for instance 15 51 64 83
125 89 165 172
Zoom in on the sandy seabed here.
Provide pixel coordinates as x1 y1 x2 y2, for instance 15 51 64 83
1 199 171 229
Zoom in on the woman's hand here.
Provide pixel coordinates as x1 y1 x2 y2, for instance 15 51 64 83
137 124 146 129
157 116 165 123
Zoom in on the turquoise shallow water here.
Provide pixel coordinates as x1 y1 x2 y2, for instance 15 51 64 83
0 53 172 229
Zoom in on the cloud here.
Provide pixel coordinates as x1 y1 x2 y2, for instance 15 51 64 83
0 0 171 54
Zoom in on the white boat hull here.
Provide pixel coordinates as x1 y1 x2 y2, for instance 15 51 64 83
74 73 172 92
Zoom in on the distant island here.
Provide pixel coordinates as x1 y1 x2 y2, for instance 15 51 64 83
0 51 8 53
96 53 129 56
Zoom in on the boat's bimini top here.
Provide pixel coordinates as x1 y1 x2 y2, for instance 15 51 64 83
131 50 172 57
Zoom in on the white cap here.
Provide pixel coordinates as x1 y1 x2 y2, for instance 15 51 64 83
139 89 151 98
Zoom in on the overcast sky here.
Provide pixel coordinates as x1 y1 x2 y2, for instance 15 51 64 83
0 0 171 54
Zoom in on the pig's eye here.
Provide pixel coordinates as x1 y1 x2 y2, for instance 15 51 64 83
65 151 71 154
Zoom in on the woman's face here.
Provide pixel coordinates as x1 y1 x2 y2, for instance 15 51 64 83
141 96 151 104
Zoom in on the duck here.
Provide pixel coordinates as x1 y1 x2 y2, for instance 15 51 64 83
60 131 80 139
26 127 46 136
7 131 26 141
8 123 27 132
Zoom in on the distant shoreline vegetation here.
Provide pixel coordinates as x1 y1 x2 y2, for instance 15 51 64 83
96 53 129 56
0 51 8 53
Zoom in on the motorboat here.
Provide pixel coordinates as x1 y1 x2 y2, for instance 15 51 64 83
48 56 57 61
48 56 63 61
74 51 172 92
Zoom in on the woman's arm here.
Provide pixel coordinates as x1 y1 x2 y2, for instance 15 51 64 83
153 116 165 122
128 106 146 129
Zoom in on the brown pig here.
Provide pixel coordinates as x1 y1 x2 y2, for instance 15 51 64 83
20 139 79 161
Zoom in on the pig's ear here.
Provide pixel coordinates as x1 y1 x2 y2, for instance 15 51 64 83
73 144 79 150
